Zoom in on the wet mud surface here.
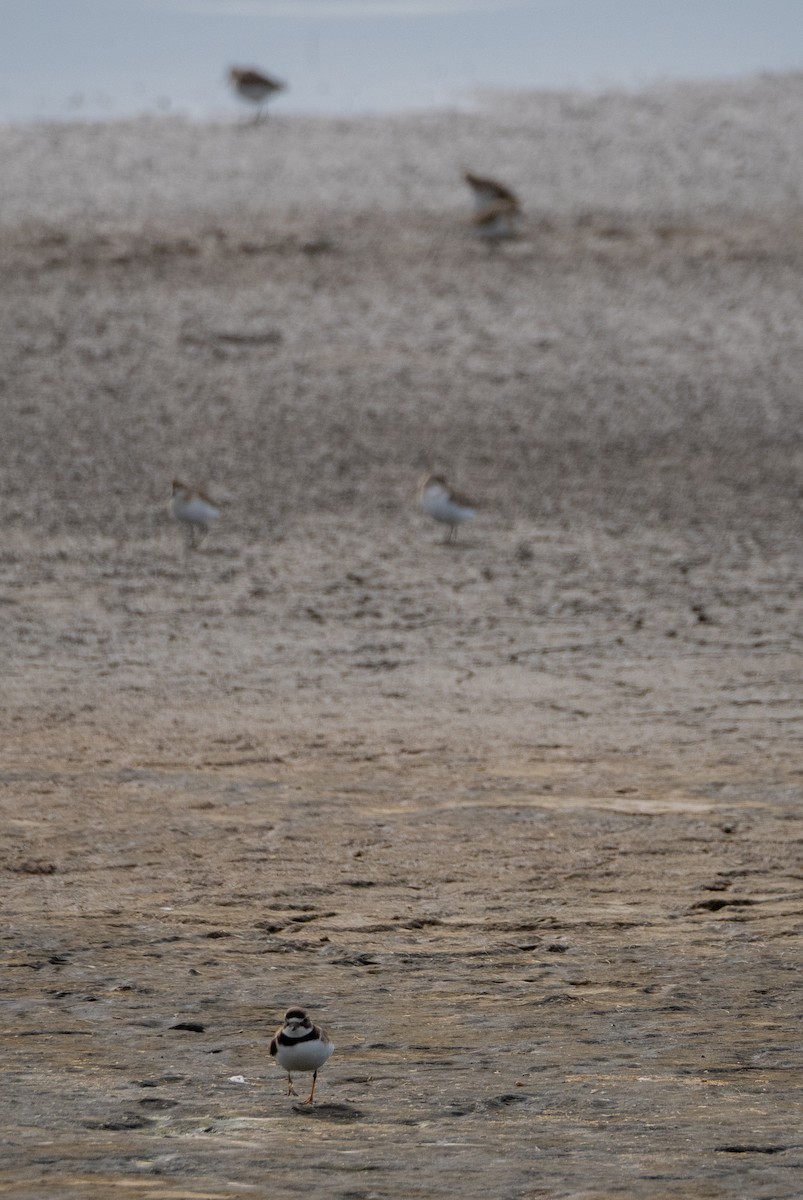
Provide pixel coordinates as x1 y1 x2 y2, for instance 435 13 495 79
2 102 803 1196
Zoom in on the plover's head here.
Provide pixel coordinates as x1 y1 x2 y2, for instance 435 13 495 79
283 1007 312 1033
419 472 447 493
172 480 187 496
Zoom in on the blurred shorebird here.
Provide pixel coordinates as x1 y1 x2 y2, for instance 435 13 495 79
270 1007 335 1105
169 480 220 549
229 66 286 122
464 171 521 241
419 473 477 544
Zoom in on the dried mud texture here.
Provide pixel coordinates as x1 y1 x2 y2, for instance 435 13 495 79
2 80 803 1199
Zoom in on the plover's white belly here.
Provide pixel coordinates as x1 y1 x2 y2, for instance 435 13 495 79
239 82 272 102
470 187 497 211
422 489 475 526
172 498 220 526
275 1038 334 1074
476 213 513 239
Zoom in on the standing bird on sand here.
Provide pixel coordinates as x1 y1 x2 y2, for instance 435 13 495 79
229 66 286 122
419 473 477 544
464 171 521 241
169 480 220 549
270 1007 335 1104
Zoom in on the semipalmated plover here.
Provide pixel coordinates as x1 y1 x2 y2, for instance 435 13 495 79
169 480 220 549
269 1007 335 1104
229 66 286 121
419 473 476 543
464 171 520 240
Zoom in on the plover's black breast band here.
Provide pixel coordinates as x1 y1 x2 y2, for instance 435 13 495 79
277 1025 322 1047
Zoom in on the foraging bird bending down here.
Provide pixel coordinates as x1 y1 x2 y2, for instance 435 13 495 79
169 480 220 549
419 473 477 543
464 171 521 240
229 66 286 121
270 1007 335 1104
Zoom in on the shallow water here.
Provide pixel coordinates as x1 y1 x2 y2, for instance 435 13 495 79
2 0 803 121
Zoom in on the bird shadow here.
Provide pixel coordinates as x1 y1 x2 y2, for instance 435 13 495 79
290 1101 364 1122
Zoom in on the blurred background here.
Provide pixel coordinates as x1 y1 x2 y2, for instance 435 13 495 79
1 0 802 121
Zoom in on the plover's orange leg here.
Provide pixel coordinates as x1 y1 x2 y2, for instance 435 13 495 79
301 1070 318 1105
286 1075 298 1096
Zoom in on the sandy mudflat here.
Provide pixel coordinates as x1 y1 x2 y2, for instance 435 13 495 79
1 75 802 1198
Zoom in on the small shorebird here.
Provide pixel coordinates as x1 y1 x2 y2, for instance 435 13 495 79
464 171 521 240
419 473 477 543
270 1007 335 1104
169 480 220 549
229 66 286 121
